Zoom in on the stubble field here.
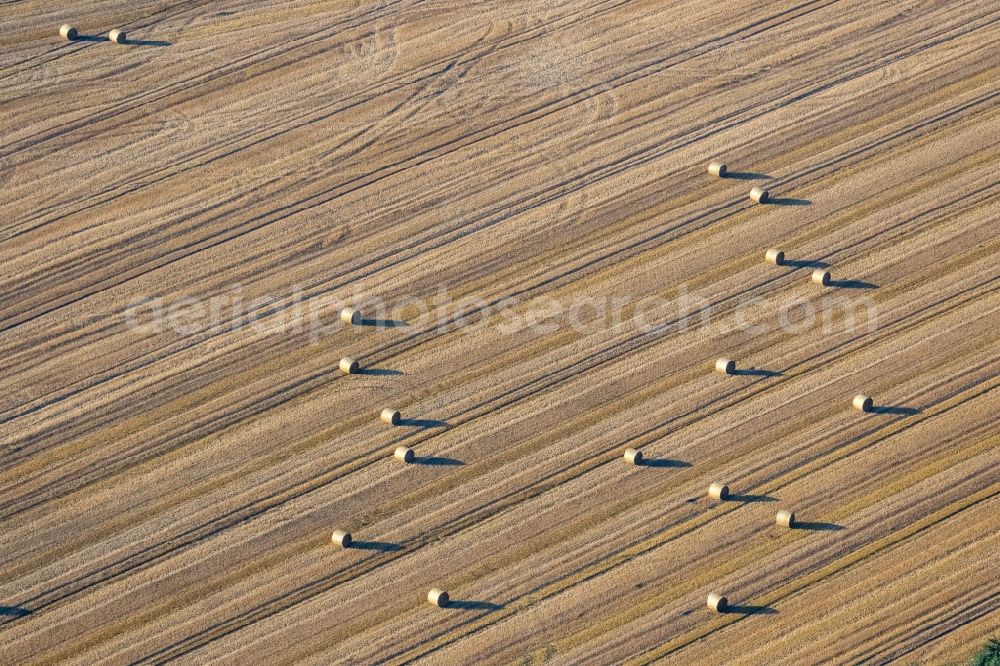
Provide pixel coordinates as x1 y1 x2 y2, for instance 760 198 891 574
1 0 999 663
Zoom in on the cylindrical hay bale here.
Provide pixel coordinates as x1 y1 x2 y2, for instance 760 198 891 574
776 510 795 528
707 593 728 613
108 28 127 44
708 592 729 613
381 408 401 425
765 248 785 266
59 24 78 41
624 448 643 465
853 394 873 412
331 530 352 547
708 161 727 177
708 482 730 500
394 446 414 464
750 186 769 204
340 307 361 325
427 588 450 607
715 358 735 375
339 357 359 374
812 269 831 286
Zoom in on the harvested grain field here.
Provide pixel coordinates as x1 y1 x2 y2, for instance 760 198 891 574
2 0 999 663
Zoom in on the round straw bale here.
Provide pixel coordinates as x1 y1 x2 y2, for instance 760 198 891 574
331 530 352 547
776 509 795 528
708 161 727 177
381 408 401 425
339 357 359 374
60 24 78 40
108 29 126 44
708 482 730 500
427 588 449 607
812 269 831 286
707 593 728 612
394 446 414 464
341 307 361 325
853 394 873 412
750 187 769 204
715 358 735 375
765 248 785 266
624 448 643 465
